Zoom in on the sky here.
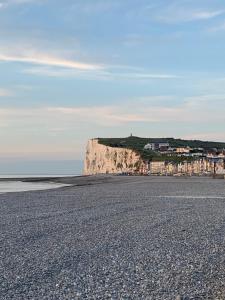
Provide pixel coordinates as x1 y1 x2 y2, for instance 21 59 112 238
1 0 225 173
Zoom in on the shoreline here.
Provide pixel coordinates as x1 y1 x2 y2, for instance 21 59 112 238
0 175 84 183
0 172 224 184
0 174 224 195
0 175 127 191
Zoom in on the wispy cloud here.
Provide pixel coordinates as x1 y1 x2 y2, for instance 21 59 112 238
0 42 179 80
24 65 179 81
190 10 225 21
119 72 179 79
70 0 120 14
208 21 225 32
0 50 102 71
23 67 109 79
184 132 225 142
154 2 225 23
159 9 225 23
1 93 225 158
0 0 42 8
1 93 225 127
46 94 225 125
47 106 146 124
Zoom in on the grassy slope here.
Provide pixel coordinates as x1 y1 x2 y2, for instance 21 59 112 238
98 136 225 162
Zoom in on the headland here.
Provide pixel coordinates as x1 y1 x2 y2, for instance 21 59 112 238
84 136 225 177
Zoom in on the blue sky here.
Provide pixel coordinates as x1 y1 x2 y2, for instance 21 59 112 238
1 0 225 164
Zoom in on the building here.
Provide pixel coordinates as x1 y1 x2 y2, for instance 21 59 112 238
144 142 170 151
148 161 166 174
175 147 191 154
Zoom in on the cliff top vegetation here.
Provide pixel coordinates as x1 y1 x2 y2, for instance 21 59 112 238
98 136 225 162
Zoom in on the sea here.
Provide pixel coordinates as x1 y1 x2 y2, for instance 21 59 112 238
0 174 78 194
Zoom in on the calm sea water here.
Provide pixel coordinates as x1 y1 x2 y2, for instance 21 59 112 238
0 174 78 178
0 176 74 194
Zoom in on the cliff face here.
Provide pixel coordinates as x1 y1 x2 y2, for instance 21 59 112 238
84 138 225 176
84 139 143 175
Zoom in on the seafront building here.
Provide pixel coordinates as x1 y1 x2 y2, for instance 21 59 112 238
146 158 225 176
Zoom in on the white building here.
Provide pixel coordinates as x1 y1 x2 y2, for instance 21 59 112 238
175 147 191 153
144 142 169 151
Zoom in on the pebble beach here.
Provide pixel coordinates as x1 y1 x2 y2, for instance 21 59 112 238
1 175 225 299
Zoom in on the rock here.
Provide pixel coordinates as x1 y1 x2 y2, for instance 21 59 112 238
84 139 143 175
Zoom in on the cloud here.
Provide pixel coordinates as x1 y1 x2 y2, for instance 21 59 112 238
0 105 164 132
23 65 179 81
184 94 225 107
119 72 179 79
47 106 146 124
0 42 179 81
190 10 225 21
70 1 120 14
184 132 225 142
1 93 225 128
0 39 179 80
0 88 11 97
0 50 102 71
208 21 225 32
1 94 225 158
23 67 110 80
43 94 225 126
0 106 147 126
159 9 224 23
0 0 42 8
154 2 225 23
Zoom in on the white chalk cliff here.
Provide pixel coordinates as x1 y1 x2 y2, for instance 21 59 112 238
84 138 225 176
84 139 143 175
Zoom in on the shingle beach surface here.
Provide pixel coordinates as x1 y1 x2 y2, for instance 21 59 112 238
1 176 225 299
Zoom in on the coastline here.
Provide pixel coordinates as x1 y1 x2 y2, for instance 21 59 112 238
0 174 223 195
0 175 129 194
0 174 129 185
0 172 223 184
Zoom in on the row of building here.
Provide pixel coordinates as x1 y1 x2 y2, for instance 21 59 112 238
143 142 225 159
136 158 225 176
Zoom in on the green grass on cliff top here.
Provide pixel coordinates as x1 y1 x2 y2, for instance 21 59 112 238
98 136 225 162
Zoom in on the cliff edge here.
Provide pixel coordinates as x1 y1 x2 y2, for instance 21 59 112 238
84 137 225 176
84 139 143 175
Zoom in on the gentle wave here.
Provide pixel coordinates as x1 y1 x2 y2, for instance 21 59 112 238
0 181 71 194
0 174 79 179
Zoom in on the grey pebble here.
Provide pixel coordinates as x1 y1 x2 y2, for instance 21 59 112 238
1 176 225 299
